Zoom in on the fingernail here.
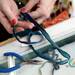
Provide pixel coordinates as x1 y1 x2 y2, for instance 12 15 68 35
29 23 35 29
20 28 24 31
20 8 26 13
10 18 17 25
8 28 13 34
16 28 24 33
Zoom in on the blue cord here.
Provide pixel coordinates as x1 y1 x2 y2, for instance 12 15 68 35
12 13 70 65
20 13 70 65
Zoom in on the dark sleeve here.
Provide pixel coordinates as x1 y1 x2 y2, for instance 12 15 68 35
0 24 12 42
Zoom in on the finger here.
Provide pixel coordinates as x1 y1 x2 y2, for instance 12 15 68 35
15 27 24 33
46 0 57 17
0 11 13 33
29 0 57 19
29 8 43 19
36 16 46 24
38 0 57 18
17 21 34 29
9 0 19 16
20 0 39 13
0 2 17 24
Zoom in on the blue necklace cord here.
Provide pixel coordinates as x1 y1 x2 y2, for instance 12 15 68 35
13 12 70 66
19 13 70 64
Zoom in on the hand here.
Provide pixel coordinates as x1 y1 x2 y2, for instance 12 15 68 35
0 0 34 33
20 0 56 24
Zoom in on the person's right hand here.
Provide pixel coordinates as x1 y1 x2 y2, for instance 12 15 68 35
0 0 34 33
20 0 56 24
